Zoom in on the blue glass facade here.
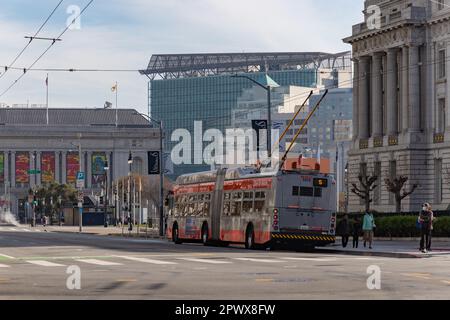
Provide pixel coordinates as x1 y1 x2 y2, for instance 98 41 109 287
149 70 317 178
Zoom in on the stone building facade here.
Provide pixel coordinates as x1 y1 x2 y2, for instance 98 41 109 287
0 108 159 218
344 0 450 212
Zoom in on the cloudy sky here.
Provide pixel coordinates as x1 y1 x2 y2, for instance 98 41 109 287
0 0 363 115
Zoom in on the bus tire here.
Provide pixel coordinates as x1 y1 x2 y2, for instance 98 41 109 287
245 225 255 250
201 224 209 246
172 224 182 244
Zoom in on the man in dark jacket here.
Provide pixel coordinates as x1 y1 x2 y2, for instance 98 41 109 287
337 215 350 248
419 203 434 253
352 216 362 248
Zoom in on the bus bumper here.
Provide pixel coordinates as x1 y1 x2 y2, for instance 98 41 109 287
271 233 335 246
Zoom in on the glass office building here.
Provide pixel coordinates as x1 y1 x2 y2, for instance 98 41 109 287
141 52 351 178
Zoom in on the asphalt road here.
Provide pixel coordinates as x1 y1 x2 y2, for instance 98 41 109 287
0 224 449 300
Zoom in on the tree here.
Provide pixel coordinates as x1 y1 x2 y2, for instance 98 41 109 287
385 176 418 213
34 182 77 224
351 175 378 212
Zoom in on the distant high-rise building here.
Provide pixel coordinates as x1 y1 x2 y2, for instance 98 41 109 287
140 52 351 178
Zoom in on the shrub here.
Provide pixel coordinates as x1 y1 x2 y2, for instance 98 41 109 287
337 215 450 238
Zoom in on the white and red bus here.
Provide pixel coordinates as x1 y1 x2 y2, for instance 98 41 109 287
166 166 337 249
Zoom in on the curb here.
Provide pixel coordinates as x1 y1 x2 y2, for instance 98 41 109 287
315 247 430 259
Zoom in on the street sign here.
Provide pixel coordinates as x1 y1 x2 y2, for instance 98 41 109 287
28 169 41 174
76 171 85 188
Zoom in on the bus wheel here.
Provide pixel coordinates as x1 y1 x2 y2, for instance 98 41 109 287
172 224 182 245
201 224 209 246
245 225 255 250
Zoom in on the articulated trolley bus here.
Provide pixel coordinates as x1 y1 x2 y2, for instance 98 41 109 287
166 166 337 250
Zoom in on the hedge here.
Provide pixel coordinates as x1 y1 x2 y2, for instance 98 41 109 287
337 215 450 238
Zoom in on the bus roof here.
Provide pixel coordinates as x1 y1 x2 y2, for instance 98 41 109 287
175 167 329 186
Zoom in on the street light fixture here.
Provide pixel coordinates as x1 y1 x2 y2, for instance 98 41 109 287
133 111 165 237
230 73 280 158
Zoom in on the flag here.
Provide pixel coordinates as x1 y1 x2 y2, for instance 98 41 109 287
111 83 117 92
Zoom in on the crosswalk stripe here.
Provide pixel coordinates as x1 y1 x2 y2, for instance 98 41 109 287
281 257 338 262
21 229 31 232
0 254 15 260
26 260 66 267
177 258 231 264
114 256 177 265
8 228 18 232
234 258 285 263
76 259 122 266
0 264 10 268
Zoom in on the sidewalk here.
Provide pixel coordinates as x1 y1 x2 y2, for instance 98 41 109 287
318 238 450 258
32 225 164 239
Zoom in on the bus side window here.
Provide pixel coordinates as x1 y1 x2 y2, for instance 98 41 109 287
203 202 210 216
231 192 243 216
223 202 231 216
254 191 266 213
223 193 231 216
242 191 254 214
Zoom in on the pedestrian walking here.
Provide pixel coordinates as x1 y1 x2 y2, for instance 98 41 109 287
362 211 376 249
352 216 362 248
418 203 435 253
337 214 350 248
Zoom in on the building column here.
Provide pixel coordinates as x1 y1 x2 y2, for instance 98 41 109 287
4 152 10 188
10 152 16 188
55 151 61 184
87 151 92 188
371 53 384 137
429 42 436 132
409 45 421 132
353 59 360 140
401 46 409 132
358 56 370 139
36 152 42 186
61 151 67 184
386 48 399 136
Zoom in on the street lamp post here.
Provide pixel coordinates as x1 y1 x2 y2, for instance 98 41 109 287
70 139 83 233
104 160 109 228
134 112 165 237
128 151 133 233
231 74 280 158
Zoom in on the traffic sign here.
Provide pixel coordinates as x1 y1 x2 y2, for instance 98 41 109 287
76 171 85 188
28 169 41 174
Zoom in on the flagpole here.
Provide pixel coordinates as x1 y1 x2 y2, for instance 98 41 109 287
46 73 49 125
115 81 118 127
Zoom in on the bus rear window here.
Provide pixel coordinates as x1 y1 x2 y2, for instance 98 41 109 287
300 187 314 197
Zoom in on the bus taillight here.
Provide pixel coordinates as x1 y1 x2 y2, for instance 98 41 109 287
273 209 279 231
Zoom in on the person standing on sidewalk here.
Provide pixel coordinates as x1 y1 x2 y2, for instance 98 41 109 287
419 203 434 253
362 212 376 249
352 216 362 248
337 214 350 248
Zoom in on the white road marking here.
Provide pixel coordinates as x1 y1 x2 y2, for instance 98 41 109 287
21 229 31 232
26 260 66 267
8 228 18 232
177 258 231 264
234 258 285 263
281 257 338 262
0 264 10 268
0 254 15 260
114 256 178 265
76 259 122 266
